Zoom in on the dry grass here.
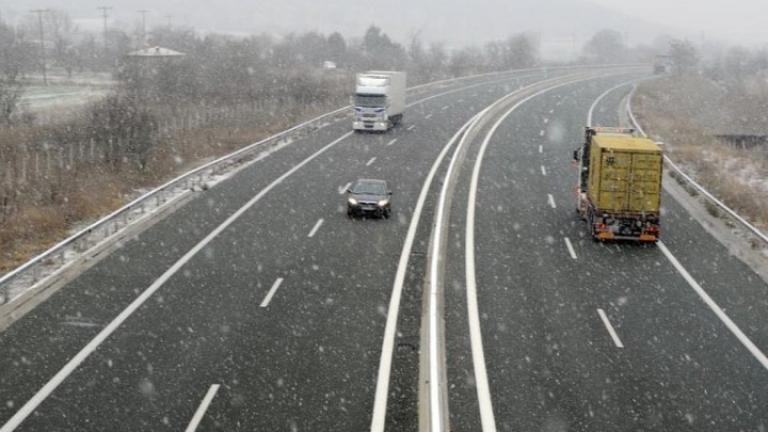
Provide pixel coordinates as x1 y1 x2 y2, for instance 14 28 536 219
636 75 768 231
0 100 342 276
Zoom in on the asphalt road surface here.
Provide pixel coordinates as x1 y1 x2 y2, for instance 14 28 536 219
1 67 766 432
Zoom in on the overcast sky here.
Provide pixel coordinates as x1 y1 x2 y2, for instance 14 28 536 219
590 0 768 44
3 0 767 48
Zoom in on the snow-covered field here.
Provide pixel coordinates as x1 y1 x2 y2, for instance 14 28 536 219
19 71 115 120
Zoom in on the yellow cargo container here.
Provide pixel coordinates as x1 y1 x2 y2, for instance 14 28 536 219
574 127 663 242
587 134 663 214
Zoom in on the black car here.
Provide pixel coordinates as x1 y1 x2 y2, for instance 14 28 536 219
346 179 392 219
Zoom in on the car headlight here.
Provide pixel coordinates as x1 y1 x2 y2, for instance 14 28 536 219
377 199 389 207
348 198 358 205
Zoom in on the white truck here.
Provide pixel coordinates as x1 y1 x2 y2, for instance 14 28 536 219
352 71 406 132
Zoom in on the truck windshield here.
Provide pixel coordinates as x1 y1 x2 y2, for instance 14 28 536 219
355 94 386 108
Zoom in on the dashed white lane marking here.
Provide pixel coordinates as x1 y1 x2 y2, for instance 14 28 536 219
539 129 545 136
564 237 577 260
407 125 416 131
338 182 352 194
441 105 450 110
386 138 398 146
366 157 377 166
547 194 557 209
425 113 433 119
185 384 221 432
543 118 549 124
538 145 543 153
540 165 547 176
0 130 355 432
597 309 624 348
260 277 285 308
658 241 768 370
307 218 324 238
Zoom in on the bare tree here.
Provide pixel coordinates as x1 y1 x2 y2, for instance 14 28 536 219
584 29 625 63
0 19 27 124
669 39 698 74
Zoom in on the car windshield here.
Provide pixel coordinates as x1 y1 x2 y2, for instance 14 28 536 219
355 94 386 108
352 181 386 195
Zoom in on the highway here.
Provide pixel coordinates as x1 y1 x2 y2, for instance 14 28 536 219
0 67 766 431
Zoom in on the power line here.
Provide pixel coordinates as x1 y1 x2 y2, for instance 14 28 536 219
30 9 48 85
97 6 112 56
137 9 148 46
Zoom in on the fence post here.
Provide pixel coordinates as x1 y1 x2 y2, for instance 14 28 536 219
19 149 27 184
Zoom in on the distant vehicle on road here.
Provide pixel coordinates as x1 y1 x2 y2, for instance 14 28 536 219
352 71 406 132
574 127 663 242
346 179 392 218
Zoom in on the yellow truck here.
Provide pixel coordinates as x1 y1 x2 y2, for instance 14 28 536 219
573 127 663 242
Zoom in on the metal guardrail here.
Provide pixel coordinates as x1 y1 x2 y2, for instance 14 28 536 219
0 64 649 306
626 84 768 245
0 68 553 305
0 105 352 305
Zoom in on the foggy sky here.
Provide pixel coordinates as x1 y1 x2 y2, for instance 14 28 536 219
1 0 765 48
591 0 768 44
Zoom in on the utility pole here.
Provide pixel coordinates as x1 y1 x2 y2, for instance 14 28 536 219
30 9 48 85
137 9 148 47
97 6 112 59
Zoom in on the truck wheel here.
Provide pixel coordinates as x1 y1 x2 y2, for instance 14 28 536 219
587 211 599 241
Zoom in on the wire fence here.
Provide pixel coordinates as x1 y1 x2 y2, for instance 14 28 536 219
626 84 768 246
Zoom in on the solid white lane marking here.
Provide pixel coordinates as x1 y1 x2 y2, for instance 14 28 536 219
425 113 433 120
431 109 492 432
338 182 352 194
547 194 557 209
465 74 605 432
564 237 577 259
307 218 324 238
658 241 768 370
538 145 543 153
0 130 354 432
185 384 221 432
386 138 398 146
541 165 547 176
597 309 624 348
587 79 636 127
366 157 377 166
407 72 541 109
260 277 284 308
369 116 479 432
407 125 416 131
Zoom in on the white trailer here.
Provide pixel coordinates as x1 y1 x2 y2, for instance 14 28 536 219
352 71 406 132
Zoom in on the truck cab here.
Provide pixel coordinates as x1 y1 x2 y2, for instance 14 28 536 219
353 71 406 132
